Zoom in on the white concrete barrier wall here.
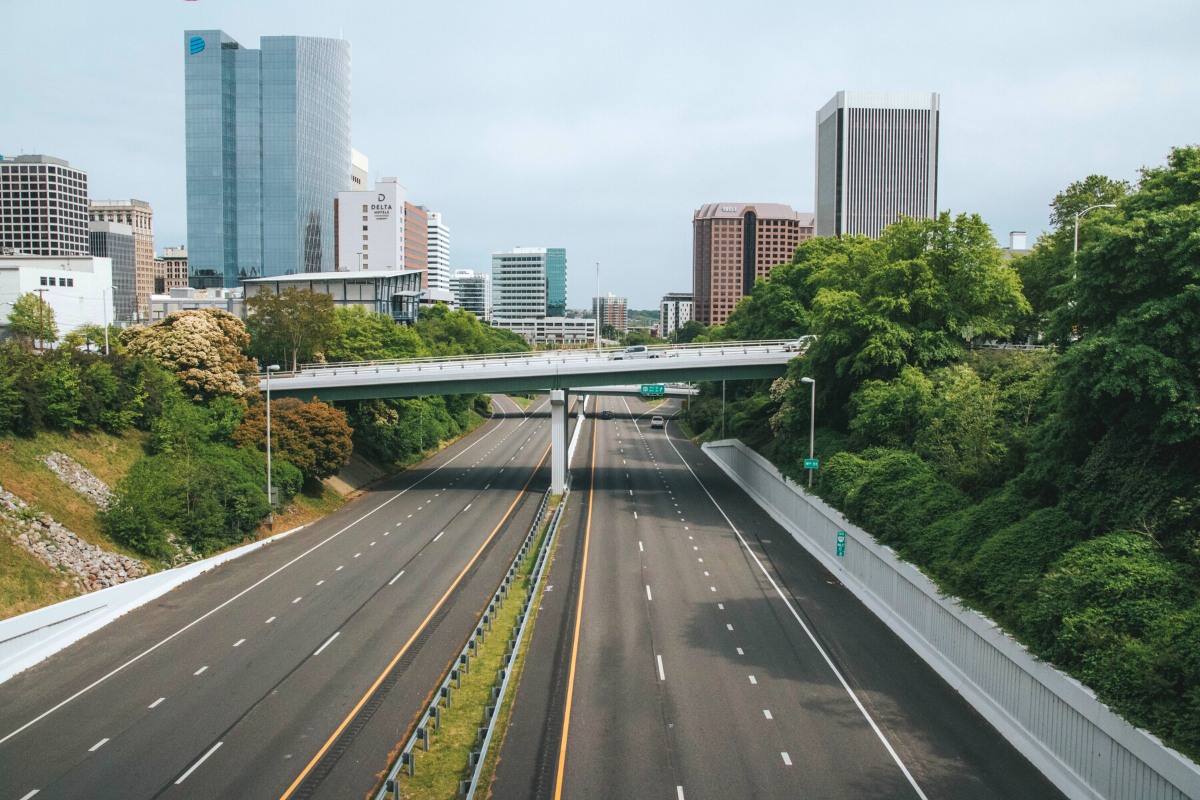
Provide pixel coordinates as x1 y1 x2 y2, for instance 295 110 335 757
703 439 1200 800
0 523 308 685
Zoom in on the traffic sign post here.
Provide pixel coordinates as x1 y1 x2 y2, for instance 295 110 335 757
804 458 819 470
640 384 665 396
836 530 846 557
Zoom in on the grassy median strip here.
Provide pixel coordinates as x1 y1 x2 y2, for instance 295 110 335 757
390 494 565 800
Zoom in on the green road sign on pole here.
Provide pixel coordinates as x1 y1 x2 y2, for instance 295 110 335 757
836 530 846 557
640 384 665 396
804 458 819 470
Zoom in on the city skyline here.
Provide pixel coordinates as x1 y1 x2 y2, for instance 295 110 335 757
2 0 1195 307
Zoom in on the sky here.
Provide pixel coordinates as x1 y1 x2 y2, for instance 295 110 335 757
4 0 1199 309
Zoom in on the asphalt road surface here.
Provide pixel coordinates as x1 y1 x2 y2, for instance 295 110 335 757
492 395 1065 800
0 395 577 800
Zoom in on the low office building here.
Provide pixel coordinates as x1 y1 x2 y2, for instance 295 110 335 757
241 269 426 326
0 254 113 338
492 317 595 346
149 286 243 322
88 221 136 321
491 246 567 320
154 246 189 293
335 177 406 272
450 269 489 320
659 292 693 337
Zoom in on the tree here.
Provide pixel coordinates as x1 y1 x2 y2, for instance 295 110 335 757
1049 174 1131 230
325 305 427 362
671 320 707 344
121 309 259 401
233 397 354 480
620 329 652 347
245 287 340 371
415 304 529 355
600 324 619 341
6 292 58 347
38 356 83 429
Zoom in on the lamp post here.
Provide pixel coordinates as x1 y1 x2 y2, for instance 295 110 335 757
595 262 601 354
721 380 726 439
101 285 116 355
1074 204 1116 261
265 364 280 527
801 377 815 487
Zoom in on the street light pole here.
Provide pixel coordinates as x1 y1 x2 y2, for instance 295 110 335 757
1074 204 1117 262
801 377 815 487
595 262 600 354
265 364 280 527
722 380 726 439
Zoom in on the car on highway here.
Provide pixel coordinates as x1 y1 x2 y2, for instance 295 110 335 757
600 410 614 419
651 415 665 428
610 345 650 360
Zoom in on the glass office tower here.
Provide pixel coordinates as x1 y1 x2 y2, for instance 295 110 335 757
184 30 351 288
545 247 567 317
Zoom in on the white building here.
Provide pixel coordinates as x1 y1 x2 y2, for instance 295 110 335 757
149 286 244 323
492 247 548 320
350 149 369 189
336 177 406 272
450 269 489 320
815 91 940 238
660 292 693 337
492 317 595 346
426 210 451 293
0 255 114 338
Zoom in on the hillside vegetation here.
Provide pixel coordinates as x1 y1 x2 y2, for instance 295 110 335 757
684 149 1200 760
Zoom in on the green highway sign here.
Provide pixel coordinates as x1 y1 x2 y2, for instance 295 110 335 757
804 458 819 469
641 384 665 396
836 530 846 557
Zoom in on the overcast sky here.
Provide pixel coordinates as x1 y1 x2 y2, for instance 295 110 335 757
4 0 1197 309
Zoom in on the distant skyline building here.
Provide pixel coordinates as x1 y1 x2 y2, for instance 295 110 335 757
350 149 368 189
155 246 189 293
425 209 450 292
593 292 628 332
659 292 693 338
491 246 567 321
335 177 406 272
1 154 90 257
88 221 136 320
403 202 429 275
692 203 814 326
450 269 489 320
815 91 940 239
183 29 352 288
89 199 153 319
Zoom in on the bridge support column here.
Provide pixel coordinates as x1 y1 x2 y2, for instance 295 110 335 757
550 390 566 495
562 389 571 468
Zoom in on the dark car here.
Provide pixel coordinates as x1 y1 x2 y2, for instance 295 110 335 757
600 410 614 419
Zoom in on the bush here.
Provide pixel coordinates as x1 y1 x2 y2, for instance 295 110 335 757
233 397 353 480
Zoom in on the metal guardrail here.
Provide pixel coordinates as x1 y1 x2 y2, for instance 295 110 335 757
375 474 572 800
255 339 805 380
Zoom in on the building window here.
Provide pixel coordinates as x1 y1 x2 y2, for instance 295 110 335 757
40 276 47 285
67 278 73 287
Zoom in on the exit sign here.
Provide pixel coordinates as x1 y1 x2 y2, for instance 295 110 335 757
804 458 819 469
836 530 846 557
641 384 665 396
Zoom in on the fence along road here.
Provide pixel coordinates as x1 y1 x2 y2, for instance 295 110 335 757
0 396 576 800
491 395 1064 800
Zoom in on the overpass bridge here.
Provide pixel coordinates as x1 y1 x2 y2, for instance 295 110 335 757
259 340 804 492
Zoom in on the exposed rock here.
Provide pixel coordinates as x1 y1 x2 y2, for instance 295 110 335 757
39 452 113 510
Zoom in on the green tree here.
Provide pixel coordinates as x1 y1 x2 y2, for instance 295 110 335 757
1048 174 1131 229
415 304 528 355
122 309 259 401
671 320 707 344
38 356 83 429
244 287 340 371
6 292 58 346
325 305 427 361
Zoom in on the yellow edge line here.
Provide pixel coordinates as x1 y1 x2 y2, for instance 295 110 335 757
553 406 597 799
279 444 551 800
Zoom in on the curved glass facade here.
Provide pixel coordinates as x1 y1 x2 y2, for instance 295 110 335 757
184 30 351 288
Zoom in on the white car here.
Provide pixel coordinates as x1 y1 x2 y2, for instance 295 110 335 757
651 416 665 429
611 345 650 360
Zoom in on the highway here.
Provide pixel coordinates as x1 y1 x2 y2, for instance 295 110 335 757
0 395 575 800
492 395 1066 800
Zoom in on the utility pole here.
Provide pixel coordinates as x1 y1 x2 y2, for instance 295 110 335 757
265 365 280 528
35 288 48 352
595 262 601 354
722 380 726 439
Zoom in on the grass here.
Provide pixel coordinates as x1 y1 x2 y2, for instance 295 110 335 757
0 532 76 621
504 394 535 411
389 494 564 800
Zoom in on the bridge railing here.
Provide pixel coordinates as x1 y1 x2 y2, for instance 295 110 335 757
254 338 807 380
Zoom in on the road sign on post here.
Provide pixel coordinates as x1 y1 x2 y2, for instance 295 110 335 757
804 458 819 470
836 530 846 557
640 384 665 396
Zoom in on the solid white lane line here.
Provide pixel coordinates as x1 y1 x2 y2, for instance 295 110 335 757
194 666 208 675
748 675 757 684
764 709 773 719
677 788 684 800
88 738 109 751
19 790 39 799
433 531 444 542
149 697 165 708
175 741 223 784
388 570 405 585
233 639 245 647
782 752 792 766
646 585 653 601
661 425 929 800
313 632 339 655
656 655 666 680
638 541 643 551
265 617 276 624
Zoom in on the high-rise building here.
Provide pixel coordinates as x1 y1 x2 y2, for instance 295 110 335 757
350 149 368 189
425 210 450 292
660 292 693 338
183 30 352 288
592 293 628 332
335 178 406 271
89 199 153 319
545 248 567 317
1 155 90 257
692 203 814 326
154 246 189 293
450 269 489 320
492 247 552 320
815 91 940 239
88 222 136 320
403 203 428 275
